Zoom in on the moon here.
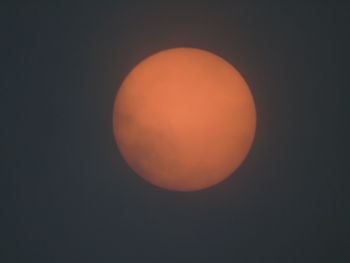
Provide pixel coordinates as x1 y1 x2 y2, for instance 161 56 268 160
113 48 256 191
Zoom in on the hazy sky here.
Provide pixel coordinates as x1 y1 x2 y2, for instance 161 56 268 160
3 1 349 262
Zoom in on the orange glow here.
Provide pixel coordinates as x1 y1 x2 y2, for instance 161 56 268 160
113 48 256 191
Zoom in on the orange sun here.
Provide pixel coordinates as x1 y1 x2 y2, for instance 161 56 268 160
113 48 256 191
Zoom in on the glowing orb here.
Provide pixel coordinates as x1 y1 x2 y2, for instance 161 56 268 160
113 48 256 191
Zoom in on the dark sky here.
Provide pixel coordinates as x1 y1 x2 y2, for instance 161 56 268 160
3 1 349 262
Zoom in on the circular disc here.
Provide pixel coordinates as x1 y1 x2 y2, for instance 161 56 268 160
113 48 256 191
